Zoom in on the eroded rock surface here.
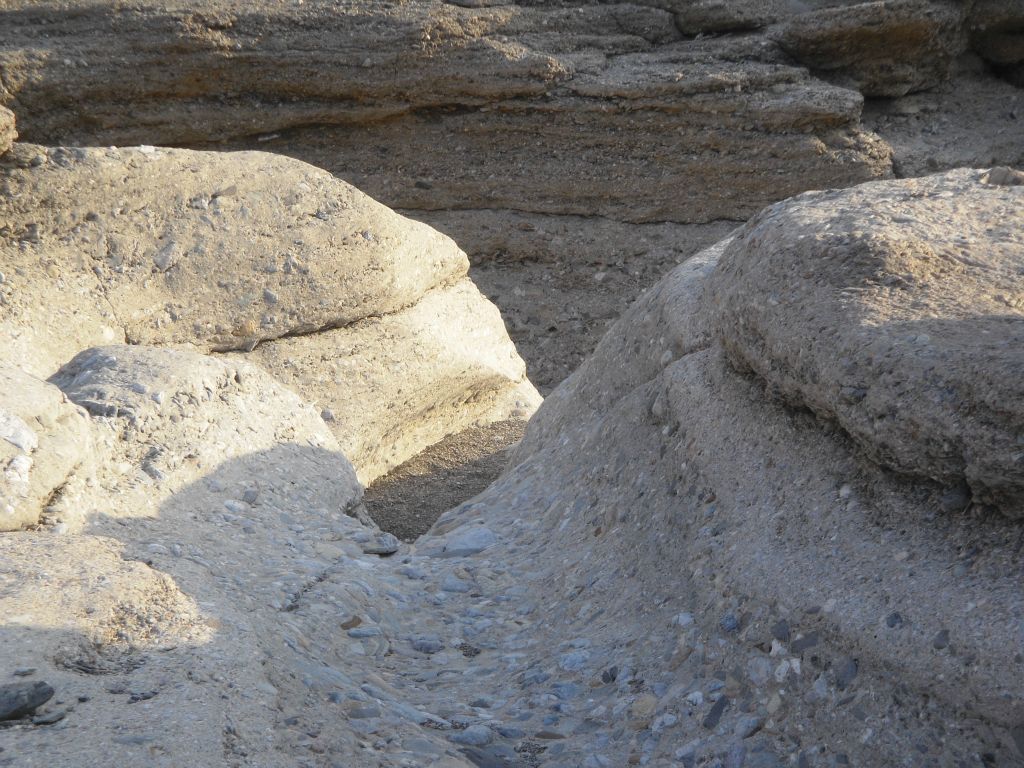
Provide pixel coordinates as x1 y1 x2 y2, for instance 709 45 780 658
2 164 1023 765
0 143 465 371
772 0 966 97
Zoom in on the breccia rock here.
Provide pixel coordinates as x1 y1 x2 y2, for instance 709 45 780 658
707 168 1024 516
0 365 91 531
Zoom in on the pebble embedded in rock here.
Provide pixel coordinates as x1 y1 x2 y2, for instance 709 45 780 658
932 629 950 650
771 620 790 643
451 724 492 746
0 681 55 720
411 635 445 654
439 525 497 557
835 656 858 689
361 532 399 556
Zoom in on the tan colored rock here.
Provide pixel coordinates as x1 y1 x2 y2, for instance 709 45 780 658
240 278 541 484
708 169 1024 515
773 0 966 97
0 144 466 374
0 365 91 531
0 106 14 155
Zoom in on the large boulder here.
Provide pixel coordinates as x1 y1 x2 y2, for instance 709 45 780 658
0 144 539 480
0 365 91 531
708 168 1024 515
772 0 966 97
0 143 465 373
480 170 1024 762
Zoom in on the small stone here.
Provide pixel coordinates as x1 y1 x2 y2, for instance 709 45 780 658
770 620 790 643
440 573 471 593
361 532 399 556
439 526 497 557
885 612 903 629
263 288 279 305
835 656 858 689
451 724 492 746
321 408 335 422
720 613 740 634
12 668 36 677
932 629 950 650
345 704 381 719
0 681 54 720
558 650 590 672
411 635 444 654
791 631 819 654
702 696 729 729
347 627 382 638
32 708 66 725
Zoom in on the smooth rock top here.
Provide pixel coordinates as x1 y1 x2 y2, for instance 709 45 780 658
0 107 14 155
708 168 1024 515
0 144 467 370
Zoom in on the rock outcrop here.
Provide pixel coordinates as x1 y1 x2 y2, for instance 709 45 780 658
0 0 893 226
0 366 91 531
2 156 1022 763
0 143 539 483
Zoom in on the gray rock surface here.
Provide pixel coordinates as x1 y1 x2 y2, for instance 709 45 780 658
0 366 91 531
708 169 1024 515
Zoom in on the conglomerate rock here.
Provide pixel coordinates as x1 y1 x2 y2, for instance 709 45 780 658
708 169 1024 516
